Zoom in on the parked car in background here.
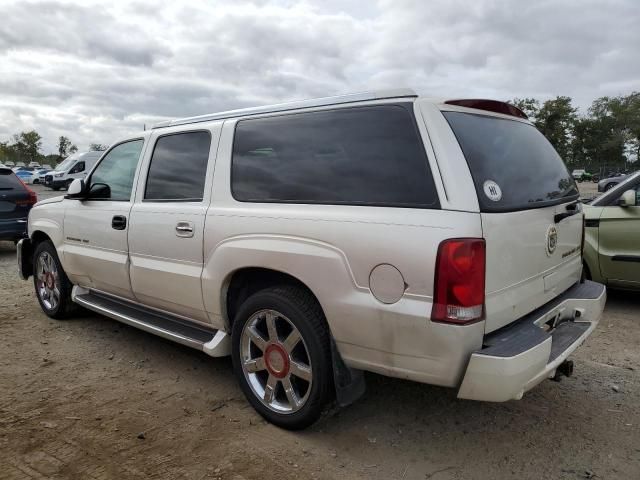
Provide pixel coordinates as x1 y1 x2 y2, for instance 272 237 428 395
31 169 52 184
28 162 41 168
0 163 6 168
41 164 53 170
598 172 632 192
572 169 592 182
584 172 640 290
14 169 37 184
4 161 15 168
44 151 103 190
18 90 605 430
14 162 25 169
0 167 37 242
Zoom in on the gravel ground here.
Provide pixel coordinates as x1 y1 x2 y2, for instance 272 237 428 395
1 183 638 480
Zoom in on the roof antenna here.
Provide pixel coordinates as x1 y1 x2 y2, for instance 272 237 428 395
143 124 146 131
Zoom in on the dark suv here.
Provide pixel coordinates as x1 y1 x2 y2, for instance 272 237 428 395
0 168 37 242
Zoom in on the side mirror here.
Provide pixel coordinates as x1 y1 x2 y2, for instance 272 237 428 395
618 189 637 207
65 179 85 198
87 182 111 199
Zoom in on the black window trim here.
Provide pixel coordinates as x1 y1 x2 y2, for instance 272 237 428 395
85 137 145 203
142 129 212 203
229 103 441 210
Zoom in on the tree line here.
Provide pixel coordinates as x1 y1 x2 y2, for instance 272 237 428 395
512 92 639 174
0 132 108 166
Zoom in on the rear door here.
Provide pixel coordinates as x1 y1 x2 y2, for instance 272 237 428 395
128 126 219 324
442 110 583 332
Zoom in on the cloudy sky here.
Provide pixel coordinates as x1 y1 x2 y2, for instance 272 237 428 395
1 0 638 153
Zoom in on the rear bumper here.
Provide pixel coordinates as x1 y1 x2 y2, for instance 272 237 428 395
457 280 606 402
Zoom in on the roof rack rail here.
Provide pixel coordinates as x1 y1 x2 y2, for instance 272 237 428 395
152 88 417 129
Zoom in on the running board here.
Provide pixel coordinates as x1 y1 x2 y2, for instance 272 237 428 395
71 286 231 357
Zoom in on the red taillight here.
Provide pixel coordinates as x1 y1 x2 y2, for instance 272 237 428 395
431 238 486 324
15 178 38 206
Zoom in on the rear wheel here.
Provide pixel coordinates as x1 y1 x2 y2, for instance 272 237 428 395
231 285 333 430
33 241 75 319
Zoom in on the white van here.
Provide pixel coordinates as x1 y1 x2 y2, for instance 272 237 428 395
19 89 606 429
44 151 104 190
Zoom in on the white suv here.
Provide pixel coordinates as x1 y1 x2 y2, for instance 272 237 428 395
17 89 606 429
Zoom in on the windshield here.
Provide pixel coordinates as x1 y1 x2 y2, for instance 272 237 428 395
444 112 579 212
55 156 78 171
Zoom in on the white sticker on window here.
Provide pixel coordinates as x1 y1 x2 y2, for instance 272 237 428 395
483 180 502 202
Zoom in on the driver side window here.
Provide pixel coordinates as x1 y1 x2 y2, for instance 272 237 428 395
90 140 144 201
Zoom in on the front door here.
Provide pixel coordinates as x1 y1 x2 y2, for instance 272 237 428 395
62 138 147 300
598 179 640 287
128 127 219 323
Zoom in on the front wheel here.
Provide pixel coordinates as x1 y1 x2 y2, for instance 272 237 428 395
33 241 76 319
604 183 616 191
231 285 333 430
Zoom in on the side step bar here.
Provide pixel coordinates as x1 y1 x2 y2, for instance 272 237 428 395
71 286 230 357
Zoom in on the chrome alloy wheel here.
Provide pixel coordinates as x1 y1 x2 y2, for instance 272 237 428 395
240 309 313 414
36 251 61 310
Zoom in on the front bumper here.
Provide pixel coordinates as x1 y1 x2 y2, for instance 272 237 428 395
458 280 606 402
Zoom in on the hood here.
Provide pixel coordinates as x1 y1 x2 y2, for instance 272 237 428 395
34 195 65 207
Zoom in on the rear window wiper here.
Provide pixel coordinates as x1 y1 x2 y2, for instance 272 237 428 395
554 201 581 223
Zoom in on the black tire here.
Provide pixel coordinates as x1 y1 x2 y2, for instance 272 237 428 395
51 186 60 191
33 240 76 319
64 180 73 190
604 183 616 191
231 285 333 430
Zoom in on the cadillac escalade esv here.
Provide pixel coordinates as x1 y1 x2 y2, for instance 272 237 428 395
17 89 606 429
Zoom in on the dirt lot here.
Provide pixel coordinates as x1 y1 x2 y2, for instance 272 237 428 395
1 184 639 480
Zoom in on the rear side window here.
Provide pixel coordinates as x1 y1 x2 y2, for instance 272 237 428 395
231 105 439 208
0 169 23 189
444 112 578 212
145 131 211 201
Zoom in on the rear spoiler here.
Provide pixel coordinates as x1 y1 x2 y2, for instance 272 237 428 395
444 99 528 120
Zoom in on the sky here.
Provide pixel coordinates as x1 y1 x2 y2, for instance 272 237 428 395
0 0 638 154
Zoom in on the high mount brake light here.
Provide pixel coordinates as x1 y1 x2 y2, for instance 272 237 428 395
444 99 528 119
431 238 486 325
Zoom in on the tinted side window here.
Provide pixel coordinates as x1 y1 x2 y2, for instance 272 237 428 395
231 105 439 208
145 131 211 201
91 140 144 201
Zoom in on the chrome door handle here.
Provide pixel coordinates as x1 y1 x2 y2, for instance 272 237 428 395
175 221 194 237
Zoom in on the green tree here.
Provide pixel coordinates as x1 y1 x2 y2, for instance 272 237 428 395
89 143 108 151
511 97 540 121
534 96 578 165
58 136 73 159
69 144 78 154
12 130 43 163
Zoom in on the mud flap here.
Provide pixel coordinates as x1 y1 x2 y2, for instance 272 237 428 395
331 338 366 407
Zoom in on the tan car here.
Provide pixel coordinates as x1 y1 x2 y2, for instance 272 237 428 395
583 172 640 290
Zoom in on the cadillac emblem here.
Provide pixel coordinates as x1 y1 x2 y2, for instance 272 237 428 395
546 225 558 256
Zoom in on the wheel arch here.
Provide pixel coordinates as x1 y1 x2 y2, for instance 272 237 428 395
223 267 324 332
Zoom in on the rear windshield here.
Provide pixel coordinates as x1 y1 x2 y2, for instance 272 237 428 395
0 169 23 189
444 112 578 212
